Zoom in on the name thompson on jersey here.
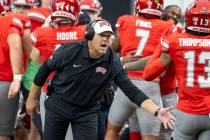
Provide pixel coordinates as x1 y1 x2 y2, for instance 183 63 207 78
179 38 210 47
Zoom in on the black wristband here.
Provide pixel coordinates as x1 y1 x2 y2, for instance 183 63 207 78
154 108 160 117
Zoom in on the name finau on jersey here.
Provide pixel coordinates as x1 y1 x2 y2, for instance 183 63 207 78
57 32 78 40
136 19 152 28
179 38 210 47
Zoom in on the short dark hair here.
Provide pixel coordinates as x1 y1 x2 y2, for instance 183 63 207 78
163 5 181 12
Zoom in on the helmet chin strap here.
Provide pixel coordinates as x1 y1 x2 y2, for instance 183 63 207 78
57 19 73 25
185 28 210 36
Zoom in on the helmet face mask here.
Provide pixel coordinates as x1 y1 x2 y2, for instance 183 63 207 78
0 0 11 15
13 0 39 7
134 0 163 18
185 0 210 33
12 0 39 13
51 0 80 22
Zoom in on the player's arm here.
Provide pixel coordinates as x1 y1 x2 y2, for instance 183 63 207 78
30 47 42 64
7 26 23 98
22 28 33 59
124 55 151 71
8 30 23 76
30 31 42 64
143 52 172 81
124 46 162 71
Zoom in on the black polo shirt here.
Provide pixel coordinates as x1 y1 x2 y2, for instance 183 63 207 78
34 40 149 117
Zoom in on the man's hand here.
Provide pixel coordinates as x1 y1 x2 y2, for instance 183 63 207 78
157 106 176 129
26 97 39 118
8 79 21 98
122 51 141 64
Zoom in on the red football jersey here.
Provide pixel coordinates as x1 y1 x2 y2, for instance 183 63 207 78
116 15 173 79
31 25 85 63
0 13 30 81
31 25 86 92
27 7 51 32
161 32 210 114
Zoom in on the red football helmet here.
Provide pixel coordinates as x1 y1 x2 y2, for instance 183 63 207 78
185 0 210 33
13 0 39 6
134 0 163 18
0 0 10 14
51 0 80 21
80 0 102 15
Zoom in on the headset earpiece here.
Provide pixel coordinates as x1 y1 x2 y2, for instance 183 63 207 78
85 22 95 40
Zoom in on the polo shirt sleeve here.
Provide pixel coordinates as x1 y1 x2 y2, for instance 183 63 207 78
33 45 65 86
112 54 149 106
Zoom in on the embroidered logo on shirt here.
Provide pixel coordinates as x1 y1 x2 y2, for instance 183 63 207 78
96 67 107 74
73 64 82 67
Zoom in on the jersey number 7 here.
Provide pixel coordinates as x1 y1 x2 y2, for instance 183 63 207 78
135 29 150 56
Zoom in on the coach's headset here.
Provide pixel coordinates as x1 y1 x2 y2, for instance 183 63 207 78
85 19 114 40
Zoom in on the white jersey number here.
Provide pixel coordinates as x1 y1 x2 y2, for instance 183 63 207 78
184 51 210 88
135 29 150 56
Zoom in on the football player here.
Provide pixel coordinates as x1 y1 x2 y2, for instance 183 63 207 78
144 0 210 139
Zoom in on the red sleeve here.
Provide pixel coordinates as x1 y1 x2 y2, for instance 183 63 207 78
11 14 31 35
143 46 167 81
161 24 175 37
10 17 25 36
146 46 162 65
30 27 42 47
8 26 21 35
